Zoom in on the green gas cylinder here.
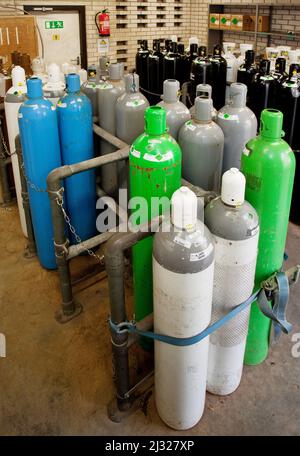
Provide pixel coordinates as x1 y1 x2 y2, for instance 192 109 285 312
241 109 295 365
129 106 182 336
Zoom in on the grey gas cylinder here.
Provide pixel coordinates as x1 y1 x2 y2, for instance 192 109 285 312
157 79 191 140
178 97 224 192
116 73 149 190
190 83 217 120
81 65 100 116
216 82 257 173
97 63 125 197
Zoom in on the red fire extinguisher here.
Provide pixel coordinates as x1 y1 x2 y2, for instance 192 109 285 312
95 9 110 37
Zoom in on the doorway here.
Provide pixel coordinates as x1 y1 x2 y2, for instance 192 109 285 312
24 5 87 69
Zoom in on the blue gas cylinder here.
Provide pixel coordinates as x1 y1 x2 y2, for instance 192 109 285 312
57 73 96 243
18 77 62 269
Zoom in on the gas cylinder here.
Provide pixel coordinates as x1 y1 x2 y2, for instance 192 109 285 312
248 59 276 123
148 39 164 105
57 73 96 243
205 168 259 395
163 39 172 55
163 42 179 82
153 186 214 430
223 42 238 84
18 77 62 269
116 73 149 189
31 57 47 83
241 109 295 365
237 50 257 96
4 65 28 237
272 57 288 82
136 40 149 96
176 43 189 87
157 79 191 140
217 83 257 173
97 63 125 197
190 46 212 104
98 56 110 81
189 83 217 120
277 64 300 224
78 68 88 84
129 106 181 338
179 97 223 192
209 45 227 110
236 43 253 67
81 65 100 116
43 63 65 105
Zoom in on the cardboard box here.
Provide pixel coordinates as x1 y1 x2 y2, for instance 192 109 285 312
209 13 220 29
243 15 252 31
231 14 243 31
219 14 231 30
251 15 270 32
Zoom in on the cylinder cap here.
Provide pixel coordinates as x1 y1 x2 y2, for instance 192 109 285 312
260 109 283 140
145 106 167 136
124 73 139 93
66 73 80 92
109 63 123 81
230 83 247 108
12 65 26 88
260 59 270 74
195 97 212 122
221 168 245 206
196 83 212 98
171 186 197 231
47 63 61 83
163 79 180 103
189 36 199 46
27 77 43 98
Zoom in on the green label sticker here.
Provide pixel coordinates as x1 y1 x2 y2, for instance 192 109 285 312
211 17 216 24
224 113 230 119
221 17 226 24
232 18 238 25
45 20 64 29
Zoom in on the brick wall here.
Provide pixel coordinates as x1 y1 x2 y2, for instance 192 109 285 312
0 1 299 69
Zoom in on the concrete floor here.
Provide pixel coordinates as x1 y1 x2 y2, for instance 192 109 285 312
0 202 300 436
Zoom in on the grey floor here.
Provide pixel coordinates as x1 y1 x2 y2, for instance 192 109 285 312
0 203 299 436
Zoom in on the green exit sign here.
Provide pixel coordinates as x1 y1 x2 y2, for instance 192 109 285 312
45 20 64 29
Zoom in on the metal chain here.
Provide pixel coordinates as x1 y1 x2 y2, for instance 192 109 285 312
55 193 104 264
0 125 15 157
20 162 47 193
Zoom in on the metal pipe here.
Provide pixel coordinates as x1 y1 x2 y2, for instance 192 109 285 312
0 121 12 204
47 145 130 319
93 124 128 150
15 135 36 257
105 218 161 412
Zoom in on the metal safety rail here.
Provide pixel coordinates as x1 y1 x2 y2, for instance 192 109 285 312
46 125 215 323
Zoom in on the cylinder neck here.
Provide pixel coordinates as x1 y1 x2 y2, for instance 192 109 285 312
289 64 300 78
275 57 286 74
260 59 270 75
260 109 283 140
66 73 80 93
190 43 198 56
163 79 180 103
145 106 167 136
195 97 212 122
213 45 222 57
124 73 139 93
153 39 161 53
198 46 207 57
169 42 178 54
27 77 43 99
196 83 212 99
177 43 185 55
230 83 247 108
